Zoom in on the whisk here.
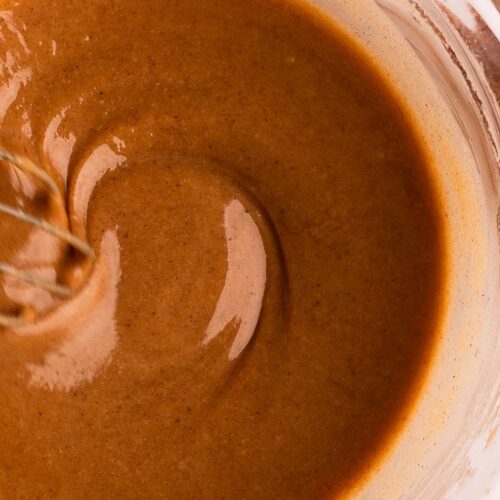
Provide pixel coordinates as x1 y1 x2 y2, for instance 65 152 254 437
0 150 94 327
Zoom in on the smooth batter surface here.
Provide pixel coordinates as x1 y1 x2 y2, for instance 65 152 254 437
0 0 444 498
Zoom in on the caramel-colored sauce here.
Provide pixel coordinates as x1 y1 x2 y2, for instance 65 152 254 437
0 1 444 498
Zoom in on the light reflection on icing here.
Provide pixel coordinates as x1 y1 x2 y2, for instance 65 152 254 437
9 141 127 391
204 199 266 360
72 143 126 230
0 11 29 55
8 164 37 199
2 227 62 311
42 108 76 183
0 63 31 123
2 264 56 311
19 230 121 391
0 13 31 123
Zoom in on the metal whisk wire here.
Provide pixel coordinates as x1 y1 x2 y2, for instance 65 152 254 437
0 151 94 327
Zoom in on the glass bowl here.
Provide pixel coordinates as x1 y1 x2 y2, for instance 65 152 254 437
309 1 499 498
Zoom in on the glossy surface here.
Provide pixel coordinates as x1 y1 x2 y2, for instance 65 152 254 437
0 0 444 498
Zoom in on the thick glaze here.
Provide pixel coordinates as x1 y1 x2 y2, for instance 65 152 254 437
0 0 444 498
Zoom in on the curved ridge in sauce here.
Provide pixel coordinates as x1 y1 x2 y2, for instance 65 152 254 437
0 0 444 498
